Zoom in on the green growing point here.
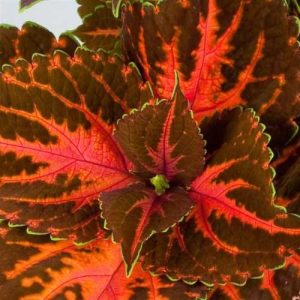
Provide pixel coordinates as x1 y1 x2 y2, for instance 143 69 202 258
150 174 170 196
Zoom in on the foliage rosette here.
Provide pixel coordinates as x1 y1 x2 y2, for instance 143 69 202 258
101 84 300 285
101 84 206 274
0 0 300 298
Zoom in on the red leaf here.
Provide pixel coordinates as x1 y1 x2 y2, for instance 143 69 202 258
0 224 208 299
0 48 152 243
123 0 300 148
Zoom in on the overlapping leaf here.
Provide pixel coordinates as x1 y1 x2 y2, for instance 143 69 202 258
77 0 103 18
74 0 160 51
101 86 205 275
287 0 300 18
101 183 193 275
74 0 122 52
114 86 205 184
273 120 300 216
208 252 300 300
0 224 208 299
141 108 300 285
122 0 300 149
0 22 78 68
0 48 153 243
19 0 45 10
201 109 300 217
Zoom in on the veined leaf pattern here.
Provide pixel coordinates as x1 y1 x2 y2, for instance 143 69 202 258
141 108 300 285
101 183 193 275
74 0 122 52
0 224 208 300
114 85 205 183
1 1 299 297
0 48 152 243
122 0 300 149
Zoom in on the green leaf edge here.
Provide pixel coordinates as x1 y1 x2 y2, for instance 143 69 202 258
0 21 80 54
112 0 123 17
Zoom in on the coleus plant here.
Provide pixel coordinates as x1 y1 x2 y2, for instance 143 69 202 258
0 0 299 299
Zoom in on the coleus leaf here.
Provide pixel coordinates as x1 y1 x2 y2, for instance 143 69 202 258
19 0 46 10
101 85 205 274
0 22 78 68
101 183 193 276
76 0 129 18
73 0 169 52
77 0 104 18
114 84 205 184
273 121 300 216
0 48 153 243
122 0 300 149
141 108 300 285
74 0 122 52
0 224 208 299
201 109 300 217
208 252 300 300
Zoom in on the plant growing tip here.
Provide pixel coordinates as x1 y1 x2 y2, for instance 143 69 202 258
150 174 170 195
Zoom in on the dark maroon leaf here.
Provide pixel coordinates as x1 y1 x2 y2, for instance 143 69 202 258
287 0 300 18
77 0 104 18
114 84 205 185
0 22 78 68
20 0 44 10
101 183 192 275
74 0 122 52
